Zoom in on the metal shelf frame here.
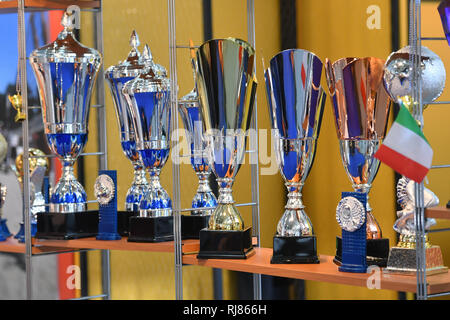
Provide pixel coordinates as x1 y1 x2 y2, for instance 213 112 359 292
410 0 450 300
167 0 262 300
13 0 111 300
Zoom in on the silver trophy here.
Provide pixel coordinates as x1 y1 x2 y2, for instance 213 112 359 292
122 45 172 218
195 38 257 231
29 10 102 213
264 49 326 263
105 30 149 211
325 57 391 266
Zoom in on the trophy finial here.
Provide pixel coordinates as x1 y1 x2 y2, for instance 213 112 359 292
142 44 153 62
61 11 75 31
130 30 140 49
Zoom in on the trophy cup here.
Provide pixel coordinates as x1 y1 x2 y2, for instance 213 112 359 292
264 49 326 264
438 0 450 46
325 57 391 267
178 44 217 239
12 149 48 242
29 9 102 239
8 94 26 122
195 38 257 259
382 45 447 274
105 30 149 235
122 44 173 242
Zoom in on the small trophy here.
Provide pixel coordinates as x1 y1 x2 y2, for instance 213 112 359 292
382 45 447 274
122 44 173 242
264 49 326 264
105 30 150 235
8 93 26 122
178 41 217 239
95 170 121 241
30 8 101 239
12 149 48 242
195 38 257 259
326 57 391 267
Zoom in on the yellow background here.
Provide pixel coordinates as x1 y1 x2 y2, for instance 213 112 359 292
77 0 449 300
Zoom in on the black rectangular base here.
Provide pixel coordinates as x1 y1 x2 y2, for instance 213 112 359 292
117 210 138 236
197 227 254 259
181 214 210 240
271 235 319 264
127 216 174 243
334 236 389 267
35 211 99 240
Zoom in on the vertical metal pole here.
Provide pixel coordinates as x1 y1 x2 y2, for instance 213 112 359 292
168 0 183 300
18 0 32 300
409 0 427 300
94 1 111 300
247 0 262 301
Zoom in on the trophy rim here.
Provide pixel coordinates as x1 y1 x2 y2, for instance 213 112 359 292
266 48 323 71
197 37 256 57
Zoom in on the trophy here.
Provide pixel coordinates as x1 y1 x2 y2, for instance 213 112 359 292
0 133 11 239
29 9 102 239
122 44 173 242
264 49 326 264
438 0 450 47
382 45 447 274
178 44 217 239
105 30 150 235
195 38 257 259
8 94 26 122
12 149 48 242
325 57 391 267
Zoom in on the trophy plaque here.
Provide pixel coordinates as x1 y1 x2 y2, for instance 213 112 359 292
264 49 326 264
30 9 101 239
95 171 121 240
326 57 391 267
195 38 257 259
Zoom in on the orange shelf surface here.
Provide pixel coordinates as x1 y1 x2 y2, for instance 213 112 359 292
33 237 201 254
0 0 100 13
183 247 450 295
0 236 72 254
427 207 450 220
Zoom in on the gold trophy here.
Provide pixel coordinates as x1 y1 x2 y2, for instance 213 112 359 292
383 45 447 274
8 93 26 122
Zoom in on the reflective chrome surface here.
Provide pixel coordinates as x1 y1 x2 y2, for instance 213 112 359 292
29 11 102 213
178 88 217 215
105 30 149 211
326 57 391 239
394 176 439 247
264 49 326 237
383 45 446 105
122 45 172 217
195 38 256 231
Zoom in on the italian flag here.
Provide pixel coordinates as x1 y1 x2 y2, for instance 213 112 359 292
374 101 433 183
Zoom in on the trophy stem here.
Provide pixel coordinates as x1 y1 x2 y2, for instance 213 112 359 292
196 172 212 194
285 182 304 210
191 172 216 216
125 164 148 212
208 177 243 230
139 168 172 218
353 184 382 239
132 162 148 186
217 177 234 204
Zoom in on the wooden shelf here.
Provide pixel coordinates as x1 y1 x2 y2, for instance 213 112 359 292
182 248 450 295
33 237 201 254
0 236 72 254
427 207 450 220
0 0 100 13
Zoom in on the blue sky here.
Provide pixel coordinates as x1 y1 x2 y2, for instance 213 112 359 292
0 12 47 94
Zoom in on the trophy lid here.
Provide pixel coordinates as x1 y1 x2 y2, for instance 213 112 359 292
122 44 170 94
105 30 147 79
29 11 102 66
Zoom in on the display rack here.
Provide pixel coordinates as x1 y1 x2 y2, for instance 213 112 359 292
1 0 449 301
410 0 450 300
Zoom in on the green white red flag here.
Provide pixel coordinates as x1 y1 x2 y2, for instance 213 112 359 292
374 101 433 183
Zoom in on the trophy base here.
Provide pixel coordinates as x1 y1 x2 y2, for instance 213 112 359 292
0 219 12 238
270 235 319 264
16 222 38 243
117 210 139 236
334 236 389 267
127 216 174 242
197 227 254 259
35 211 99 240
384 245 448 275
181 214 210 240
